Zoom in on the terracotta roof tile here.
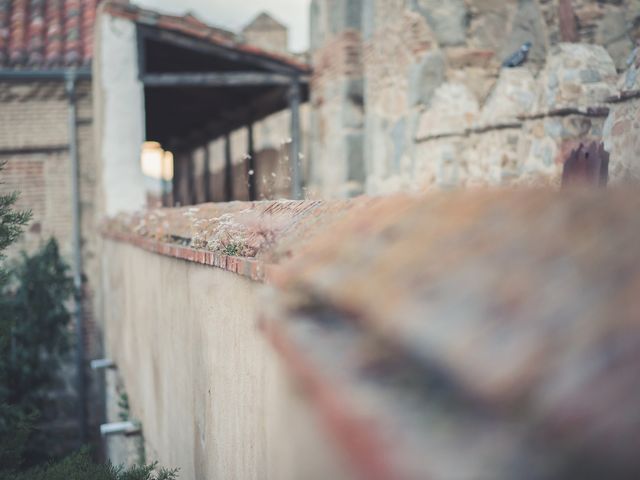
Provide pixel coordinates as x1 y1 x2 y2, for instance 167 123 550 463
0 0 311 72
43 0 64 66
0 0 100 69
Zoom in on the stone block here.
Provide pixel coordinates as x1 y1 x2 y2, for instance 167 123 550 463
408 50 445 107
362 0 375 40
597 8 634 71
345 132 365 183
603 98 640 183
390 117 406 171
500 0 547 70
446 67 498 105
480 67 537 124
415 82 479 139
467 1 516 52
326 0 365 34
414 0 468 47
445 47 495 70
345 0 363 29
538 43 618 110
342 78 365 128
465 129 521 185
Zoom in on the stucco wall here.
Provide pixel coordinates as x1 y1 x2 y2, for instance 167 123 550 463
94 12 147 217
102 239 350 479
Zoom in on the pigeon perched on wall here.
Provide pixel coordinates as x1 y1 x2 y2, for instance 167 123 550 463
502 42 532 68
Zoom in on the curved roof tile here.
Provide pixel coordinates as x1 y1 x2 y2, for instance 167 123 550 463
0 0 311 73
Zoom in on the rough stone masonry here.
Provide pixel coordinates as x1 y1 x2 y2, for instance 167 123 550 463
308 0 640 197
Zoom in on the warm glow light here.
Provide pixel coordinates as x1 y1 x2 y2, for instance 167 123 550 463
141 141 174 181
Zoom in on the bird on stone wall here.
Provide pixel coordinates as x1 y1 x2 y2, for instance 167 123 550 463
502 42 532 68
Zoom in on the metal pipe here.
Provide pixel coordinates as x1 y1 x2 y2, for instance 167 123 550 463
90 358 116 370
100 421 141 436
0 68 91 80
187 151 196 205
65 70 87 445
289 78 303 200
289 81 302 200
0 67 92 446
224 133 233 201
203 142 211 203
247 123 256 201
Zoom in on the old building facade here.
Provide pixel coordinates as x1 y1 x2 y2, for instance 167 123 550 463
0 0 310 452
242 12 289 55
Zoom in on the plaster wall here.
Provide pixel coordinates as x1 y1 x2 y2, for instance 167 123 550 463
102 239 350 479
95 13 147 216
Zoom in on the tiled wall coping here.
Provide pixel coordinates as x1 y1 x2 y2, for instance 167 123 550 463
103 230 281 283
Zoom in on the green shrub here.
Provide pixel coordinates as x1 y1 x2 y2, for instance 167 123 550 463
2 449 178 480
1 239 74 410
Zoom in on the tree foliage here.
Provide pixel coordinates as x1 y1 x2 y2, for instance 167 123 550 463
0 163 179 478
0 189 31 263
0 239 74 410
1 449 178 480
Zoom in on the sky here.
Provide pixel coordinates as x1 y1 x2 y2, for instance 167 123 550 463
134 0 311 52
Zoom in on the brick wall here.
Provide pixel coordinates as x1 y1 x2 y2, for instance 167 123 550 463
0 81 99 291
0 78 103 446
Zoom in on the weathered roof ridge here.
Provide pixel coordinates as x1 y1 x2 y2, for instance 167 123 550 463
243 11 287 32
0 0 310 72
0 0 101 70
103 1 310 73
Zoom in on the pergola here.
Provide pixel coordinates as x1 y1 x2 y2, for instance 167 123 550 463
136 22 310 203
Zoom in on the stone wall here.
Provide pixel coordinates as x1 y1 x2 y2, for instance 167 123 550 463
94 12 148 216
309 0 640 195
603 46 640 182
309 0 366 197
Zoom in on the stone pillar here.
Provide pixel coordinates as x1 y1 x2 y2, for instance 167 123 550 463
309 0 365 198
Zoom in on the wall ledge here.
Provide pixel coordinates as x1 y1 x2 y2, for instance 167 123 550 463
103 229 281 283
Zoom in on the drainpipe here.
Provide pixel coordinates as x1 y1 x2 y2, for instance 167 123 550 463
0 67 91 445
65 70 87 445
289 77 302 200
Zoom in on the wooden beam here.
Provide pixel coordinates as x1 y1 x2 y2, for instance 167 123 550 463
139 26 302 75
289 79 303 200
172 87 288 150
143 72 296 87
247 123 256 201
224 134 233 202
